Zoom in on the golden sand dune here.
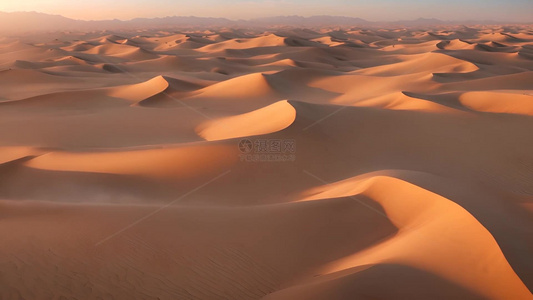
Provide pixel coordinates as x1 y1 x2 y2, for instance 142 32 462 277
197 100 296 141
459 91 533 115
108 75 170 101
296 173 530 299
0 25 532 300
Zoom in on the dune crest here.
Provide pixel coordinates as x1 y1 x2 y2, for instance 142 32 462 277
107 75 169 102
197 100 296 141
459 91 533 115
298 173 532 299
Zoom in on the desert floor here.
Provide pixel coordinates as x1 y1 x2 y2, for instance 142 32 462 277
0 25 532 299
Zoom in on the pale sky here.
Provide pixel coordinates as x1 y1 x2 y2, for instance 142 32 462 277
0 0 531 22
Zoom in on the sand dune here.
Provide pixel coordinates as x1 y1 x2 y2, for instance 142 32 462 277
108 75 170 102
297 173 531 299
197 100 296 141
359 52 479 76
0 24 532 300
459 91 533 115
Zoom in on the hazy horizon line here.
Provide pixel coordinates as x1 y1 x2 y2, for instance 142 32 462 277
2 10 531 24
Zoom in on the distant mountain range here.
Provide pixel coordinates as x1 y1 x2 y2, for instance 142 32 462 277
0 11 529 33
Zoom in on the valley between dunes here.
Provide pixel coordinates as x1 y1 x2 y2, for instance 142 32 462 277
0 25 532 299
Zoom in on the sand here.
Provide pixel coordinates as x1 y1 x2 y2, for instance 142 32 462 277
0 25 532 300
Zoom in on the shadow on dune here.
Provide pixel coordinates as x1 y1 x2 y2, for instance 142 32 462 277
263 263 486 300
